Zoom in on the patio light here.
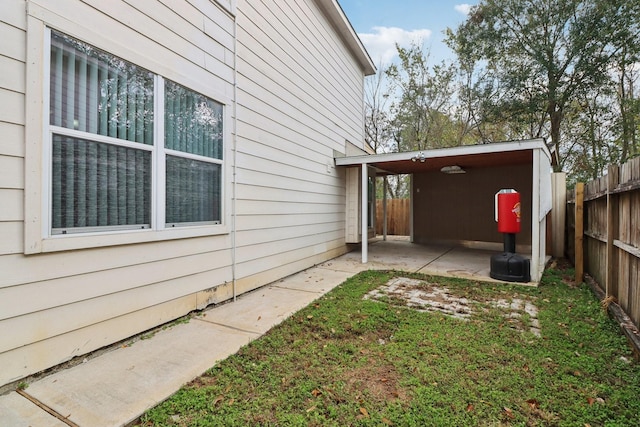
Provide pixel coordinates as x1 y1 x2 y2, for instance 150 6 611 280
440 165 466 174
411 152 426 162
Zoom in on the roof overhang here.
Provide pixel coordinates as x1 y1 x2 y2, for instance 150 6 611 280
335 139 553 175
314 0 377 76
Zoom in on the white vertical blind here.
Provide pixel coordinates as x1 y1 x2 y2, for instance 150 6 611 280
50 32 154 233
164 80 223 225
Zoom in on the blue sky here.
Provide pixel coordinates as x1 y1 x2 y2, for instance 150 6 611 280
338 1 478 67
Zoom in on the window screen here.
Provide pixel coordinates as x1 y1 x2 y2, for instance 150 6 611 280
49 30 224 235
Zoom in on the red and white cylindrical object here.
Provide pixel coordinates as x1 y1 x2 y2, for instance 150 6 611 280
495 189 521 234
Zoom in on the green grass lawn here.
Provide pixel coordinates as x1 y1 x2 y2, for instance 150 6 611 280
138 261 640 426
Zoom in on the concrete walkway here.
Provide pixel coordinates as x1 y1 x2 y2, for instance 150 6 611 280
0 240 512 426
0 254 368 426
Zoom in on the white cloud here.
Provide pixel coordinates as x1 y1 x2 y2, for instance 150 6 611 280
454 3 473 15
358 26 432 65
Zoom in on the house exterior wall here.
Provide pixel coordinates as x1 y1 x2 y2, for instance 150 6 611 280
0 0 369 387
232 0 366 291
412 164 534 247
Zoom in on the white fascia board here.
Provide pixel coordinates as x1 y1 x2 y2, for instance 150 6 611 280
335 138 550 166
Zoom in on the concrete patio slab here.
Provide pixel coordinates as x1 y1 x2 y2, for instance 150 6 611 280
0 392 68 427
419 246 498 281
319 239 453 274
23 319 258 427
418 246 538 285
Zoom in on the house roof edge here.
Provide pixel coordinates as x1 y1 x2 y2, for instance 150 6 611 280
314 0 376 76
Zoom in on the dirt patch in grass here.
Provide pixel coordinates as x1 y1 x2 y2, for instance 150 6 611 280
343 363 407 404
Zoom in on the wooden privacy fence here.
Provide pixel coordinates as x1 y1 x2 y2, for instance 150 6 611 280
567 157 640 331
376 199 410 236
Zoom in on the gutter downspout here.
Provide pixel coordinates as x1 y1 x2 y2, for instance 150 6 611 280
231 12 238 301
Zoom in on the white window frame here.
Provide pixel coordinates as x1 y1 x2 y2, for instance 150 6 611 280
25 26 230 253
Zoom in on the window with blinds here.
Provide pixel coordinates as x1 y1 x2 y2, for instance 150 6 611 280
48 31 223 235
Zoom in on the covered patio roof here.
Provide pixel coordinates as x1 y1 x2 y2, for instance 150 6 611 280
334 138 554 284
335 139 550 175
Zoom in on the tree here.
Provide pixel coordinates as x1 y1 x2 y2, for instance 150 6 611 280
364 62 393 153
446 0 640 172
364 62 411 199
385 42 460 151
615 52 640 163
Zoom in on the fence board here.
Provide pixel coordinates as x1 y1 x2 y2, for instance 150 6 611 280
375 199 410 236
631 257 639 330
569 156 640 330
575 183 584 283
606 165 619 296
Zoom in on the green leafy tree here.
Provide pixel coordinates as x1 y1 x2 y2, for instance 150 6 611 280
385 42 460 151
562 89 621 183
615 48 640 163
447 0 640 172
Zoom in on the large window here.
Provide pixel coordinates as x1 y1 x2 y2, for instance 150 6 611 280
48 31 223 235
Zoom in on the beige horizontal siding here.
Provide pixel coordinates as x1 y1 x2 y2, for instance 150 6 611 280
28 0 234 96
234 212 345 231
0 55 25 93
235 183 345 205
0 223 23 255
0 21 26 61
0 265 231 353
233 0 364 284
0 295 196 386
241 0 362 121
0 122 25 157
0 249 232 322
235 235 346 279
235 222 344 248
0 0 367 387
0 88 25 126
0 189 23 221
236 164 342 193
233 241 348 297
0 155 24 189
236 87 345 155
235 157 343 192
0 235 232 289
237 21 362 143
0 0 238 386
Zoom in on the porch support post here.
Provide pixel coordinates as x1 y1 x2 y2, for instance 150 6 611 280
361 164 368 263
382 176 388 241
531 149 541 282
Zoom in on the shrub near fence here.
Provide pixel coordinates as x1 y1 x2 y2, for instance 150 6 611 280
567 156 640 332
375 199 410 236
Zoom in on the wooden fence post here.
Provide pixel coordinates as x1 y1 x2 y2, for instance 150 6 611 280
575 182 585 284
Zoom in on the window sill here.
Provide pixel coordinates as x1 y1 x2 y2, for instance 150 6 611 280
36 224 229 253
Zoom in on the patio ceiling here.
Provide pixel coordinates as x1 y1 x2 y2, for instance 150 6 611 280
335 139 547 175
372 149 533 175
